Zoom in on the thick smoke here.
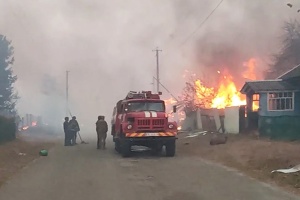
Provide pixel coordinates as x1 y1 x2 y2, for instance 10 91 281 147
171 0 300 87
0 0 299 135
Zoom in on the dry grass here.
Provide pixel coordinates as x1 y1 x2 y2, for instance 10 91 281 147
0 135 55 187
178 132 300 195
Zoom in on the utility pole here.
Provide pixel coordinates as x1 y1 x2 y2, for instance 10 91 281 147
66 70 69 117
151 76 155 93
152 47 162 94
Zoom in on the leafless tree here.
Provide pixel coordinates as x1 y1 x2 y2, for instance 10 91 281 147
265 20 300 78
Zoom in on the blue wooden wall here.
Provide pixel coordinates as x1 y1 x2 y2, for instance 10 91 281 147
258 91 300 117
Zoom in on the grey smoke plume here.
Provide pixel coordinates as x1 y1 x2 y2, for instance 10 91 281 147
0 0 299 134
171 0 300 86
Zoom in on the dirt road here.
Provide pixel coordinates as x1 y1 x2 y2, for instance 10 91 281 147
0 138 299 200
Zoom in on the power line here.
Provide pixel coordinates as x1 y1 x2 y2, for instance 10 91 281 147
153 76 179 102
154 0 225 81
179 0 225 47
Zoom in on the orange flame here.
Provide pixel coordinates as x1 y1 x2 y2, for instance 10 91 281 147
190 73 246 109
188 58 260 109
243 58 257 80
194 80 215 108
211 75 246 109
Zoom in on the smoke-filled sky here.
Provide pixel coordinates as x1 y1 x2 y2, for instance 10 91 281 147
0 0 299 133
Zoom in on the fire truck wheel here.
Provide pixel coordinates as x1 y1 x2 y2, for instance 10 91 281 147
151 145 163 155
121 140 131 157
165 140 176 157
111 125 115 137
115 140 121 153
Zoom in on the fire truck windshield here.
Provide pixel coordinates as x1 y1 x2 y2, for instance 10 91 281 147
126 101 165 112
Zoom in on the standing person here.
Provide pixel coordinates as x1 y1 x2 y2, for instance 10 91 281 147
68 116 80 145
63 117 70 146
96 116 108 149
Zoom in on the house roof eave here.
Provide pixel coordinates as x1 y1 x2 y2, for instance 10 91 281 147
277 64 300 79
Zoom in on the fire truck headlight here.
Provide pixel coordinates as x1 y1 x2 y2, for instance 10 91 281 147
168 124 174 129
127 124 133 130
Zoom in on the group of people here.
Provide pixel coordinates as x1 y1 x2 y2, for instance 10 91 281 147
63 115 108 149
63 116 80 146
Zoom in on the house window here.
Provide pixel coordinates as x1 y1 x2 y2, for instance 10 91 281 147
252 94 259 111
268 92 294 111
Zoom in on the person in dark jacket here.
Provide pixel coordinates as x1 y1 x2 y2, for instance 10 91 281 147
96 116 108 149
63 117 70 146
68 116 80 145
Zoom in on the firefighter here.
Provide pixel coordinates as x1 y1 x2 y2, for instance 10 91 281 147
63 117 70 146
96 115 108 149
68 116 80 145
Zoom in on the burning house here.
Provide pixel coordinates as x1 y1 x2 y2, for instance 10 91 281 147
241 64 300 140
164 58 263 134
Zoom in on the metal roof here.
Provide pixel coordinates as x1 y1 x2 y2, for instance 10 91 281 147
277 64 300 79
240 80 299 94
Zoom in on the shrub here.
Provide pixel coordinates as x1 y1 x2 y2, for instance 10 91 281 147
0 116 16 143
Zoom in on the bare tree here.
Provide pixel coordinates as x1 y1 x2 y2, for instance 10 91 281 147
179 74 216 111
265 20 300 79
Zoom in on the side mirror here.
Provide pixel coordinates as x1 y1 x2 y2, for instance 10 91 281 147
173 105 177 113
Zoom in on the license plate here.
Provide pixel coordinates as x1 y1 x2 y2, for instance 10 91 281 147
145 132 159 136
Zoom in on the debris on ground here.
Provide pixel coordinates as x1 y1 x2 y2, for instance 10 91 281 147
178 132 300 195
39 149 48 156
0 135 54 187
146 175 154 180
271 164 300 174
210 134 227 145
185 131 208 138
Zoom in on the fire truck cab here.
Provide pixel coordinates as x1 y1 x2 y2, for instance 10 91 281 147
111 91 177 157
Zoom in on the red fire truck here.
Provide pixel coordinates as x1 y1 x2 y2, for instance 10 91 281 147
111 91 178 157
